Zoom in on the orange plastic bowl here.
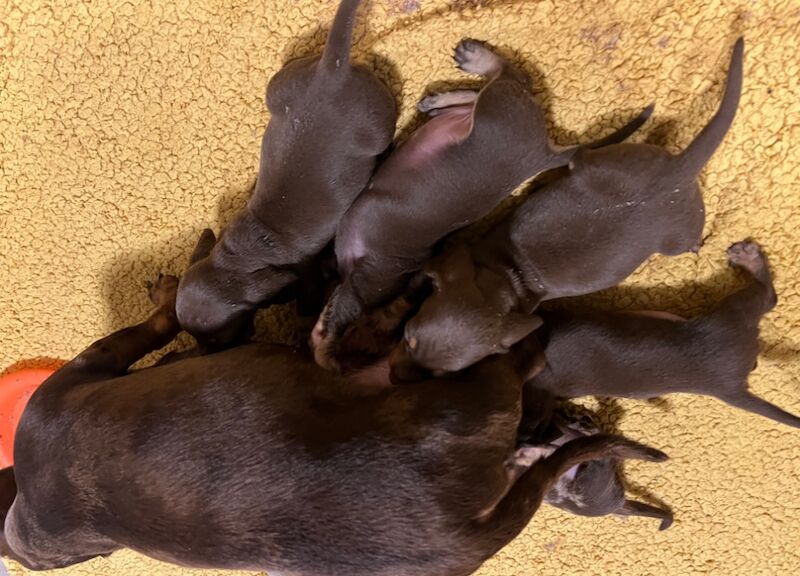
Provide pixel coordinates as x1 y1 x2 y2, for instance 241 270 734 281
0 368 55 468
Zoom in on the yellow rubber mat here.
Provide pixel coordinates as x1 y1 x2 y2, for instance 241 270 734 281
1 0 798 574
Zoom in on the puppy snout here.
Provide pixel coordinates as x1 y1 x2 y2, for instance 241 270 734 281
389 343 431 384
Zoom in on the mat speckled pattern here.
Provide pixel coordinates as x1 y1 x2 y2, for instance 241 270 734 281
1 0 799 574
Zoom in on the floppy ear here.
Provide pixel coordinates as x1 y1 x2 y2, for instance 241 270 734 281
500 314 543 349
424 244 475 287
422 260 442 289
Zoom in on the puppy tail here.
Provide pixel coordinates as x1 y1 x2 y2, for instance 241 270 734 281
619 499 673 531
581 104 655 150
320 0 362 70
543 104 653 168
675 37 744 178
721 391 800 429
467 435 666 555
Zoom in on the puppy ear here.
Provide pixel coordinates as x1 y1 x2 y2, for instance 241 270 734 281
422 260 443 289
425 244 475 286
500 314 543 349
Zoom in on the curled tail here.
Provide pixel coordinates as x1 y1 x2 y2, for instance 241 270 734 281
619 499 674 531
320 0 362 70
721 391 800 429
468 435 667 555
582 104 655 150
676 37 744 177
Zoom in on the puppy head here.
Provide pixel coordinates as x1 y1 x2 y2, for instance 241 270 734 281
390 245 542 381
546 458 624 517
176 261 256 351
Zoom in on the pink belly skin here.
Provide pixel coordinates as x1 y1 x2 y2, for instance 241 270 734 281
383 104 474 171
624 310 687 322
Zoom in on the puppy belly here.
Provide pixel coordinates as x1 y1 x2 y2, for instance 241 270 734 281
382 105 473 170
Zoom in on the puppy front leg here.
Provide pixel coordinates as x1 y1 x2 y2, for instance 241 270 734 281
59 274 181 381
312 278 365 371
313 261 410 371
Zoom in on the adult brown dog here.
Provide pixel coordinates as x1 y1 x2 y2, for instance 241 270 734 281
311 38 652 369
176 0 396 350
392 37 744 379
0 234 666 574
525 240 800 428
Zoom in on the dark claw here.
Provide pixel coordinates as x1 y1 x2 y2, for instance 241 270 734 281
453 39 483 70
417 96 434 113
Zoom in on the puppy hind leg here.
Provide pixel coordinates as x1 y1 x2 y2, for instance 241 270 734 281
618 499 674 531
453 39 505 78
726 240 777 312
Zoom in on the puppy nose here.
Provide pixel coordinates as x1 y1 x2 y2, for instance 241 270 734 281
388 344 428 384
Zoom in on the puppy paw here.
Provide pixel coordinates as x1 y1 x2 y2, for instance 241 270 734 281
453 39 502 76
145 274 180 335
310 316 326 349
313 339 342 373
512 445 555 468
310 318 342 372
418 94 443 114
727 240 765 274
146 274 179 309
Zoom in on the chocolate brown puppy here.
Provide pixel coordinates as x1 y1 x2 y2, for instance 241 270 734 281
0 255 666 573
311 38 653 369
516 414 673 530
393 37 744 379
176 0 396 350
527 240 800 428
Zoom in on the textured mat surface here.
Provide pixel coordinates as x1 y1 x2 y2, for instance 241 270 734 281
1 0 799 574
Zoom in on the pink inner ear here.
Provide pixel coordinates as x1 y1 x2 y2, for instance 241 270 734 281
562 465 579 482
624 310 686 322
